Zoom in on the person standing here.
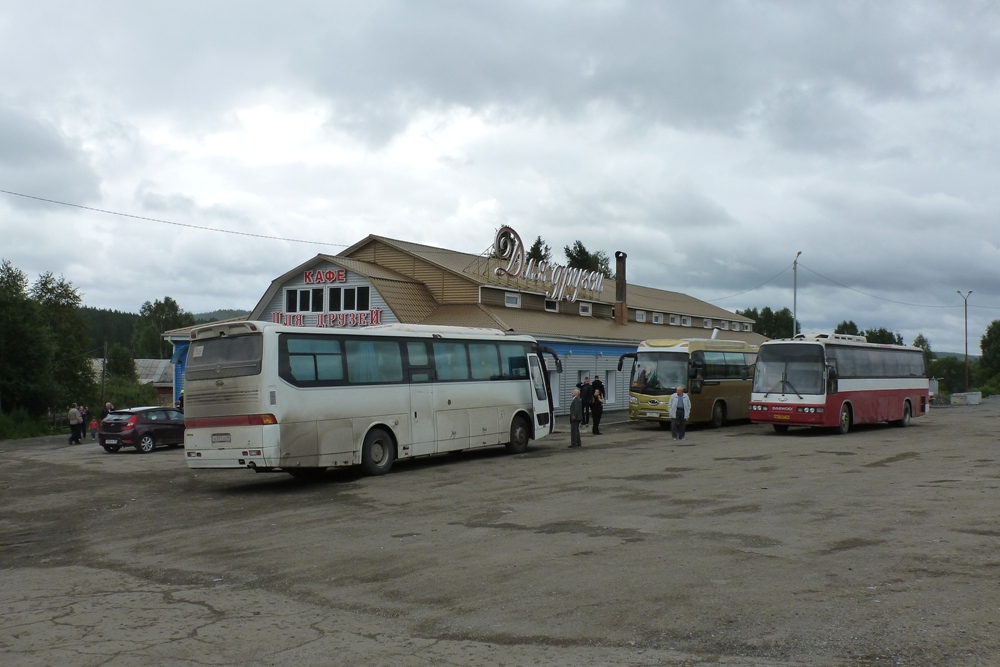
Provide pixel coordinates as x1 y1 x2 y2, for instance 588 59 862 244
89 417 99 441
576 377 593 426
591 375 606 405
569 389 583 448
667 386 692 441
591 386 605 435
67 403 83 444
100 402 114 421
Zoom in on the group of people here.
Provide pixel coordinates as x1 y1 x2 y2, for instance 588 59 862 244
568 375 606 448
66 402 114 444
568 382 693 448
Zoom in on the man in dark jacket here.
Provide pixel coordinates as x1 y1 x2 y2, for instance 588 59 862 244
576 377 593 425
569 389 583 448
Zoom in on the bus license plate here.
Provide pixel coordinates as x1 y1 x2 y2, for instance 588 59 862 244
105 439 118 444
774 414 791 420
645 412 660 418
211 434 231 443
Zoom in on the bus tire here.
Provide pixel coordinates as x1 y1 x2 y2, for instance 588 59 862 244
772 424 789 434
506 415 531 454
837 404 851 435
657 421 670 430
711 402 726 429
361 428 395 476
895 401 912 427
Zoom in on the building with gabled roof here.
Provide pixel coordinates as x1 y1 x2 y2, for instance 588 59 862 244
166 228 764 414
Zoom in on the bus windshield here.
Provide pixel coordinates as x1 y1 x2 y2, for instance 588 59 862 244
186 334 263 380
753 344 825 396
631 352 688 396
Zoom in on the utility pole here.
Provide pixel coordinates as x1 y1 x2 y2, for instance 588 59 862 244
101 340 107 405
792 251 802 338
957 290 972 392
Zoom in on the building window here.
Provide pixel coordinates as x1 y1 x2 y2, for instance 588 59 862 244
743 323 752 332
703 318 713 328
544 300 559 313
652 312 663 324
720 321 729 330
504 292 521 308
669 314 679 326
328 286 370 312
285 288 324 313
635 311 646 323
681 316 691 327
579 302 592 317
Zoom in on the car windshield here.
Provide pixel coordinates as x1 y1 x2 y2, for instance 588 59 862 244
631 352 688 396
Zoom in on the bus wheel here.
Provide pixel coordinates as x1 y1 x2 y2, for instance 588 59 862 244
895 402 912 427
506 416 531 454
711 402 726 429
837 405 851 435
361 428 395 476
772 425 789 434
657 421 670 430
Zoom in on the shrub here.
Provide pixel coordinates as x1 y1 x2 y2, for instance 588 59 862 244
0 408 54 440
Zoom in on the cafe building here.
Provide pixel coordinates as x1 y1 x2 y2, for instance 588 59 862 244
168 227 765 414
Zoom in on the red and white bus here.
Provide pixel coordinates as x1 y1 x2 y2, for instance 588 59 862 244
749 333 929 434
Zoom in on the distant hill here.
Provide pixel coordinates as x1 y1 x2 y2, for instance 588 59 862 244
193 309 251 323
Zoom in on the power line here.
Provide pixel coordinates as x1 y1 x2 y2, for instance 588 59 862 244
798 263 967 309
0 189 349 248
707 264 792 303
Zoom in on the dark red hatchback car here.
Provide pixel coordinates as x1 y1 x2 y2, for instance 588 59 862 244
99 407 186 453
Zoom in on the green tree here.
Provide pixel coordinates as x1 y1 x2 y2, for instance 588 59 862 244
980 320 1000 379
526 236 552 263
864 327 904 345
564 241 613 279
0 260 56 414
106 343 137 382
132 297 196 359
928 355 969 394
912 333 933 369
735 306 797 339
834 320 860 335
29 271 95 405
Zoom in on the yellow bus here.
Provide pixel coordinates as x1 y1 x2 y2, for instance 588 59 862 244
618 338 758 428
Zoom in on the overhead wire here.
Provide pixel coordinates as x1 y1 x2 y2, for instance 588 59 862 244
0 189 349 248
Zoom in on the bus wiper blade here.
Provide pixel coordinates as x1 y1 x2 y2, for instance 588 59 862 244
783 379 804 399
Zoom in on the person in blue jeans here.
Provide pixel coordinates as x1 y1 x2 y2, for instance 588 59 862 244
667 386 691 441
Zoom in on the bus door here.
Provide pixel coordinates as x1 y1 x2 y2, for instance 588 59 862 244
527 353 552 436
408 383 436 456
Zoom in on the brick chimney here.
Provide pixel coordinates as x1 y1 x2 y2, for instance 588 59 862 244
614 251 627 325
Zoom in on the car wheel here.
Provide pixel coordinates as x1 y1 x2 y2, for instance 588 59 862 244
360 428 395 476
837 405 851 435
772 424 789 434
711 401 726 429
505 415 531 454
136 434 156 453
102 445 121 453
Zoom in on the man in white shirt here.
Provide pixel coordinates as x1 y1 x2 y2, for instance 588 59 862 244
667 386 691 441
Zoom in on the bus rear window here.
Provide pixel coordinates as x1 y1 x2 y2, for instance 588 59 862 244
186 335 263 380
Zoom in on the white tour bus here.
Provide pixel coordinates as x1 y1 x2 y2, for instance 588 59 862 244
182 321 560 477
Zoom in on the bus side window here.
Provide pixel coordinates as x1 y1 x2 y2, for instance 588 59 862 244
406 341 434 382
433 342 470 381
500 343 528 379
469 343 501 380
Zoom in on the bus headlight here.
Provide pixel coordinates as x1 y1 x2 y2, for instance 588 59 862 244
629 396 638 404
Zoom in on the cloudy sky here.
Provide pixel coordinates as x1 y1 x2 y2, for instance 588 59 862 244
2 0 998 353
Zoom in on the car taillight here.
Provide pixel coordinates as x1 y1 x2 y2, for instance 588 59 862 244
126 416 138 428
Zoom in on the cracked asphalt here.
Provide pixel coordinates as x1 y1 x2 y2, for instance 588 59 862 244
3 401 1000 666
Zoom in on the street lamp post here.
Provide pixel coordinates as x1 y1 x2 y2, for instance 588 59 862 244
957 290 972 392
792 251 802 338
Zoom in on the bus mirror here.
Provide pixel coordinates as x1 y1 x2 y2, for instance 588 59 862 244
690 377 703 394
827 366 838 395
741 366 749 381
